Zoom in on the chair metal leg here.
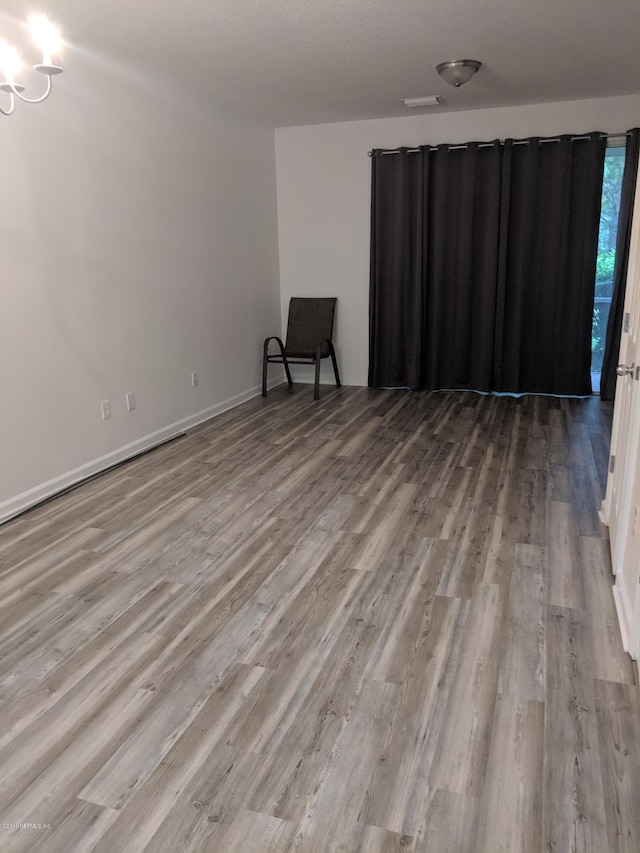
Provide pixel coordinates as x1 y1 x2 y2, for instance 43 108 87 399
262 340 269 397
282 355 293 388
328 341 341 388
314 347 322 400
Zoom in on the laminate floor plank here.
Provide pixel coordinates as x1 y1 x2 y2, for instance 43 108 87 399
22 800 118 853
571 461 607 537
129 745 255 852
428 582 506 798
288 679 400 852
366 538 449 685
227 565 389 760
0 580 183 747
581 536 638 685
436 443 506 599
239 559 364 671
0 528 105 594
498 543 546 702
204 807 294 853
0 387 636 852
543 605 608 853
361 594 469 837
515 468 548 546
417 789 480 853
594 678 640 852
473 694 544 853
87 664 268 851
78 597 273 811
240 571 410 824
480 513 513 587
0 629 165 810
546 500 586 610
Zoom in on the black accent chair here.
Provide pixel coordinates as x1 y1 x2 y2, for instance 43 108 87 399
262 297 341 401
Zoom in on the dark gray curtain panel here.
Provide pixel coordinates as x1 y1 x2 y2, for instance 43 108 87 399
369 142 502 390
600 128 640 401
427 142 502 391
494 134 606 395
369 147 428 389
369 132 607 396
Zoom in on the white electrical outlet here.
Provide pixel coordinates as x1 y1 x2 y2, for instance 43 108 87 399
126 392 136 412
191 372 199 388
101 400 111 420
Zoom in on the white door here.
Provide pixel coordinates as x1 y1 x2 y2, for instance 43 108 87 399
613 425 640 658
604 169 640 657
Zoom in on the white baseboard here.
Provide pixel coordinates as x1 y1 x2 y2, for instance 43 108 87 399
612 581 632 654
598 498 610 527
0 381 280 526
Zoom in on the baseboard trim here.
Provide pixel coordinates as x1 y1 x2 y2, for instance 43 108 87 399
612 581 632 653
598 499 610 527
0 382 278 526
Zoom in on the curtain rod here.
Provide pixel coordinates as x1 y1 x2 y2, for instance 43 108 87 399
367 131 631 156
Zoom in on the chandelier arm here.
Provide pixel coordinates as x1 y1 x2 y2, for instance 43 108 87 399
9 74 52 105
0 91 16 115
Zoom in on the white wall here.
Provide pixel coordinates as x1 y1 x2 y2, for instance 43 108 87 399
275 94 640 387
0 49 281 521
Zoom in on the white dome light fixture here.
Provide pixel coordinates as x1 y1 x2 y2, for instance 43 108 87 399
436 59 481 88
0 14 64 116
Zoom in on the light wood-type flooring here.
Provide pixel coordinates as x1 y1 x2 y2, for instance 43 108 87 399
0 386 638 852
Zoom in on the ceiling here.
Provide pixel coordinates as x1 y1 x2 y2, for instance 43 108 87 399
2 0 640 127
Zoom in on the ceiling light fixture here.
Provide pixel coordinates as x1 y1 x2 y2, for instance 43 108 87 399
436 59 481 88
0 14 64 116
403 95 443 108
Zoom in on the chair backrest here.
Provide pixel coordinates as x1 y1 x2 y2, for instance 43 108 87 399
284 297 337 357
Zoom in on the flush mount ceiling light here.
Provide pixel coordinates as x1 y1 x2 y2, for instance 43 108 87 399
403 95 443 108
436 59 481 88
0 14 64 116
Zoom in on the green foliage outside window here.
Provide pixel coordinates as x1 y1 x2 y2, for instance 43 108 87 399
592 148 625 374
595 248 617 294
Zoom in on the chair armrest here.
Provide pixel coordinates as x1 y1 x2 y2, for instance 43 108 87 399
264 336 286 356
319 338 335 357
